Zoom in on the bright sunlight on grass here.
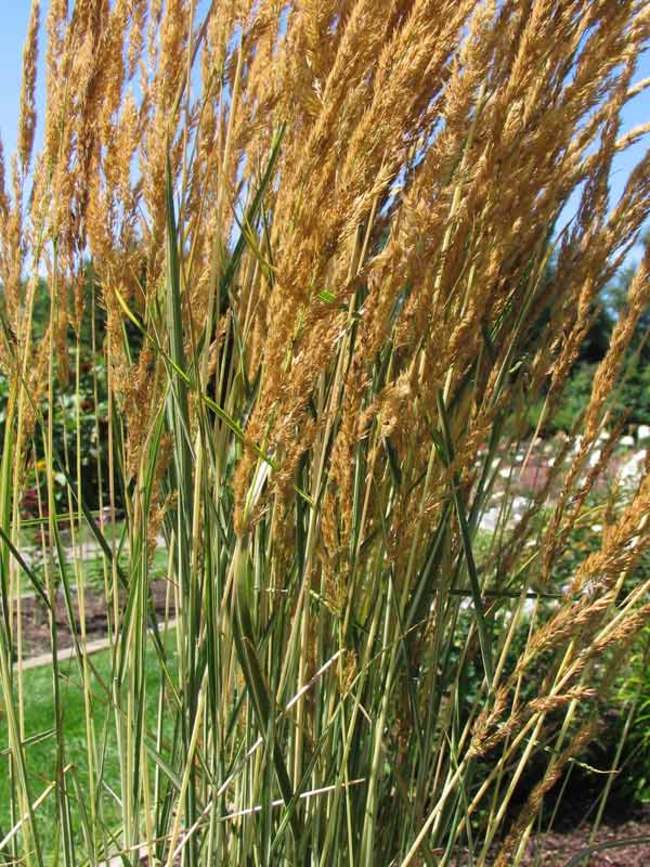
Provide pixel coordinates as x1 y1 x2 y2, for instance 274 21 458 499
0 2 649 865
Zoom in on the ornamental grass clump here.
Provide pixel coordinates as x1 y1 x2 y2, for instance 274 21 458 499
0 1 650 864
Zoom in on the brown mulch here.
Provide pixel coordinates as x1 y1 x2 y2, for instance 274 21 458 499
471 815 650 866
517 818 650 866
11 580 176 659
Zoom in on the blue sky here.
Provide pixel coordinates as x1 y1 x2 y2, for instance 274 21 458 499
0 2 648 259
0 2 42 159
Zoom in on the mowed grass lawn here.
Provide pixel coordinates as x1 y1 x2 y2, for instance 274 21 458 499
0 628 178 857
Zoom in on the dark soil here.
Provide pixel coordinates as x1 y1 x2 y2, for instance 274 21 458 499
11 580 175 659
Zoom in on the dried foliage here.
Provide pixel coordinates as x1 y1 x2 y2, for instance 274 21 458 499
0 1 649 865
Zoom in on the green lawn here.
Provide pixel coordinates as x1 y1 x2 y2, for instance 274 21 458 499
0 628 178 860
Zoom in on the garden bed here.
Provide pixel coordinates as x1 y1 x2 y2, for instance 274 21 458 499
518 814 650 866
10 579 176 660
